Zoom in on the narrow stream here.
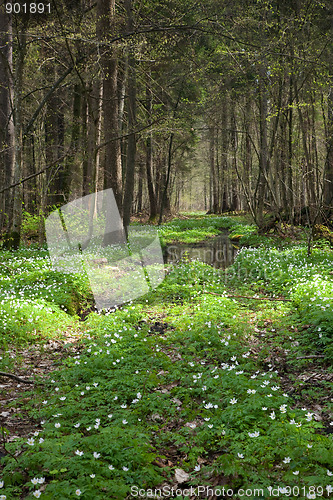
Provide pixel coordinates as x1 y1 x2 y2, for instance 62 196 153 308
164 233 239 269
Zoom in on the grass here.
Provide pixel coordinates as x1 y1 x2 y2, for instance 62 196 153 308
0 215 333 499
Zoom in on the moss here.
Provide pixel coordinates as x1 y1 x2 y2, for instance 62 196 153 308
2 231 20 250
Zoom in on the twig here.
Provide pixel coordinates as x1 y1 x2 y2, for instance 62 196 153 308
296 355 325 360
0 426 18 463
0 153 68 195
301 373 319 383
205 292 291 301
0 263 14 273
0 371 34 384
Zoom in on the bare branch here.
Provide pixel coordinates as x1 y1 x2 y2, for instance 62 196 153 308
0 153 68 195
0 371 34 384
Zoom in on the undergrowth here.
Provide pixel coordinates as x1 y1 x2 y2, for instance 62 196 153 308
0 217 332 499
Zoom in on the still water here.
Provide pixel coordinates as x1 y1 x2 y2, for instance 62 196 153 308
164 233 239 269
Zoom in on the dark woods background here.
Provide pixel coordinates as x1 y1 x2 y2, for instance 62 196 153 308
0 0 332 247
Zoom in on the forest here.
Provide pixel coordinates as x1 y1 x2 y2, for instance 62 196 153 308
0 0 332 239
0 0 333 499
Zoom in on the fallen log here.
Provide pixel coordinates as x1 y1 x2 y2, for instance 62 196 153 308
205 292 291 301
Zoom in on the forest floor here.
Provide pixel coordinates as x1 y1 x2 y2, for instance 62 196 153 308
0 213 332 499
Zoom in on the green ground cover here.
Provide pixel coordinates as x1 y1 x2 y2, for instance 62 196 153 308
157 214 250 246
0 215 332 499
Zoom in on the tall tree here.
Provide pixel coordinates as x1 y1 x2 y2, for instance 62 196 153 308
0 9 14 231
5 18 28 248
122 0 137 231
97 0 122 214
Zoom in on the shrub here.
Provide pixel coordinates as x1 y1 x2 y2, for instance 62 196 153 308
21 211 40 241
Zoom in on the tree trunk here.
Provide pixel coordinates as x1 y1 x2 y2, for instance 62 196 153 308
287 74 294 213
136 160 144 213
83 80 103 196
158 133 174 224
244 98 252 212
44 67 65 208
67 82 83 200
145 82 157 219
294 81 316 214
220 99 229 212
6 29 27 249
279 111 288 208
209 126 218 213
0 12 14 233
97 0 122 221
256 63 269 227
324 85 333 214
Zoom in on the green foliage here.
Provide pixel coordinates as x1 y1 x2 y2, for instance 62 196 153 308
228 246 333 359
1 257 333 498
229 223 257 242
0 248 92 346
0 298 75 345
145 260 225 304
228 246 333 295
314 225 333 245
1 219 333 498
291 278 333 360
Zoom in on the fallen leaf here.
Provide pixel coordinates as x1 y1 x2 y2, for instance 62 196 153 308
175 468 190 483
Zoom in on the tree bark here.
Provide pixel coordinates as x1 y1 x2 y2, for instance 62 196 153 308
145 82 157 219
83 80 103 196
97 0 122 219
287 74 294 213
294 81 316 214
5 29 27 249
324 85 333 214
0 12 14 232
209 126 218 213
67 82 83 200
44 66 66 208
256 62 269 227
158 133 174 224
136 160 144 213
